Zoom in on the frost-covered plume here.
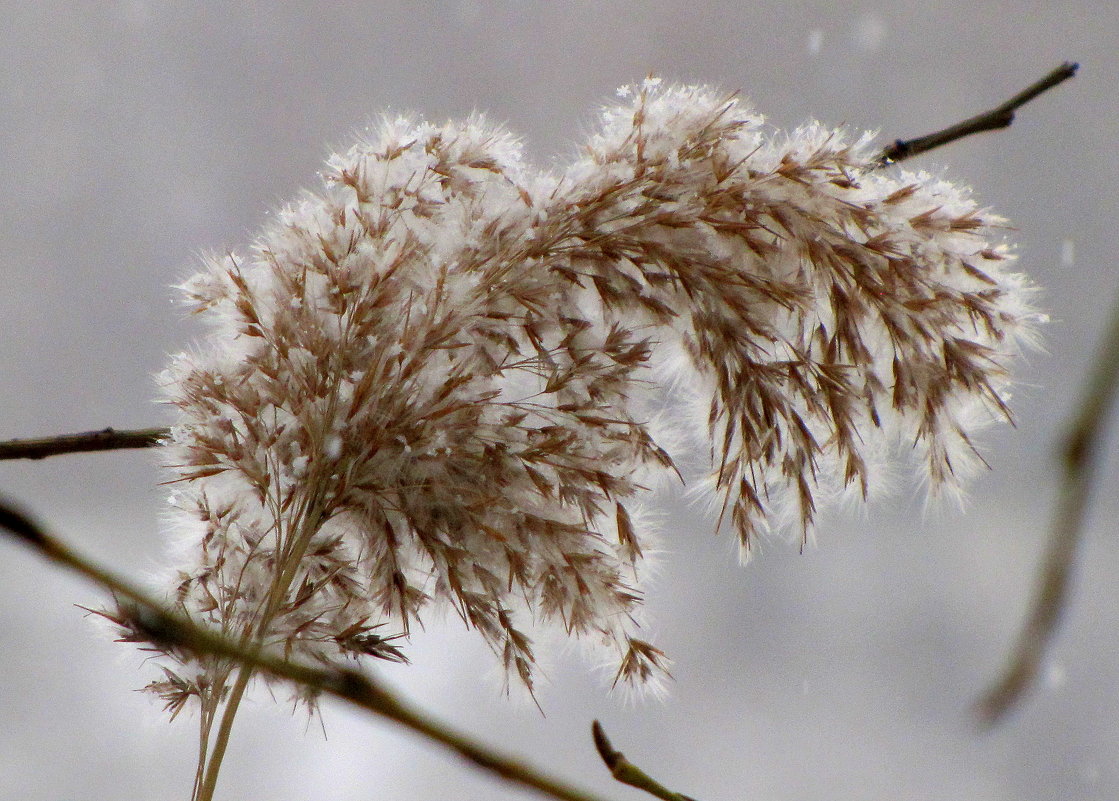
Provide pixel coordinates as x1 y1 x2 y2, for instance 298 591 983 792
107 80 1039 742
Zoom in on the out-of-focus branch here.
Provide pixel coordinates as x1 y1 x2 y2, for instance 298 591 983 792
875 61 1078 166
592 721 698 801
977 287 1119 724
0 498 617 801
0 427 167 460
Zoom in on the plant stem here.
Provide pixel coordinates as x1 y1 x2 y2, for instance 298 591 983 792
194 666 254 801
192 491 330 801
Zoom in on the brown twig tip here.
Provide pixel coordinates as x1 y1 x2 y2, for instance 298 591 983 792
876 61 1079 166
591 721 620 770
591 722 699 801
975 659 1037 726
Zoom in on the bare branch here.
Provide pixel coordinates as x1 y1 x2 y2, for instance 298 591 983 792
0 427 168 460
876 62 1078 166
0 498 618 801
592 721 698 801
977 287 1119 724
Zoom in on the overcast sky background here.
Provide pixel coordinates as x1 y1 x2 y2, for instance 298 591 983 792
1 3 1116 800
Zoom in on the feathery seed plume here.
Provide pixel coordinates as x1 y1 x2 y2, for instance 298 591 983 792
106 79 1040 721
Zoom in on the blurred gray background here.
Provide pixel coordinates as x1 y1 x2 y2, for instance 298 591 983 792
1 2 1115 800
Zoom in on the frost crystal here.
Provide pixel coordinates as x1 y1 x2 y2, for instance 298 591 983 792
120 81 1040 710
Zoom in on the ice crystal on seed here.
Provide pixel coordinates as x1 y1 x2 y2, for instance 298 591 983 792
114 80 1040 712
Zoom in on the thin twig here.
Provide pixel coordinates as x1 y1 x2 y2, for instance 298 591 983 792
977 287 1119 724
592 721 698 801
0 427 168 460
875 62 1078 166
0 498 618 801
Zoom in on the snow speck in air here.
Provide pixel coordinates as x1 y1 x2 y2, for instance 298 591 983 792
851 14 887 53
1061 237 1076 267
807 29 824 56
1043 660 1067 689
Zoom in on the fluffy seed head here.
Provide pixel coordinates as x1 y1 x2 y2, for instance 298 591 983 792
113 78 1040 709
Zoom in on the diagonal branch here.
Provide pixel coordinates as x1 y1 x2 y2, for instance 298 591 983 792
977 286 1119 724
875 61 1078 166
0 498 618 801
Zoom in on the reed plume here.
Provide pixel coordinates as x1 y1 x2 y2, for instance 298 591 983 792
97 78 1040 800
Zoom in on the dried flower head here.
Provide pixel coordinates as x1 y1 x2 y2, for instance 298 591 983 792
113 79 1040 718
